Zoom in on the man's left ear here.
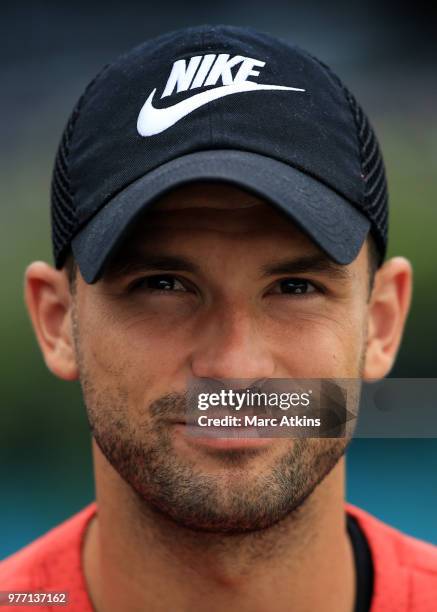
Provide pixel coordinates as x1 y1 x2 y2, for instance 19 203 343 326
364 257 413 379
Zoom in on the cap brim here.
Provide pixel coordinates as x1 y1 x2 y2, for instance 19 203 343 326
72 150 370 284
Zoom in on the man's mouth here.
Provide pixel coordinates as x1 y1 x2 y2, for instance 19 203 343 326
171 417 276 450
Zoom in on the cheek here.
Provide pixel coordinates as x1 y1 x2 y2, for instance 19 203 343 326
265 307 367 377
76 289 368 391
76 298 191 403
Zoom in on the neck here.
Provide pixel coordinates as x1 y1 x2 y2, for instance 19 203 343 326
83 443 355 612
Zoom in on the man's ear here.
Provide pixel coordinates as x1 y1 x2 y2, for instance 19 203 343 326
364 257 413 380
24 261 79 381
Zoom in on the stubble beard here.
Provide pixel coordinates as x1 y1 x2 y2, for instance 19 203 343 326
72 305 364 535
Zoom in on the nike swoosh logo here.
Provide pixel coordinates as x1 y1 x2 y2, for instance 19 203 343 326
137 82 306 137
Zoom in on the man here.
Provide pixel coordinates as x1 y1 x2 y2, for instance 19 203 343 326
1 24 436 612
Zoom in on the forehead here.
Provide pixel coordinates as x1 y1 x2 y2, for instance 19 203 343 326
127 181 316 246
99 181 369 283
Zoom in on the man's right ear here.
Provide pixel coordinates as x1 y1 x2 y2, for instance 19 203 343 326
24 261 79 381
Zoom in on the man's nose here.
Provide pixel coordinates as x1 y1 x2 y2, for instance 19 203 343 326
189 302 276 381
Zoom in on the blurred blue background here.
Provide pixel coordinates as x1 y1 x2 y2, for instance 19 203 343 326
1 1 436 558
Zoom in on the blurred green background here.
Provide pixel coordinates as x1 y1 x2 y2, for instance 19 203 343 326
1 1 436 558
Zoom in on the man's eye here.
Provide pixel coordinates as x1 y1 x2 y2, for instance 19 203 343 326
130 275 187 292
272 278 317 295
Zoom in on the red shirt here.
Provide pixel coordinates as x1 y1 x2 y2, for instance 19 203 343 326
1 502 436 611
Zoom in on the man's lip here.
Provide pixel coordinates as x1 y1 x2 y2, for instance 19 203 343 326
172 412 260 423
171 420 277 439
172 419 260 428
171 423 274 448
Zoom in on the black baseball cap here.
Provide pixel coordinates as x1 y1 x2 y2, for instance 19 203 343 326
51 25 388 284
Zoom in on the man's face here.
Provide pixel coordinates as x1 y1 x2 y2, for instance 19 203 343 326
72 182 370 533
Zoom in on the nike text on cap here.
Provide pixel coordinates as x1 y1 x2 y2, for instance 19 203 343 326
51 25 389 284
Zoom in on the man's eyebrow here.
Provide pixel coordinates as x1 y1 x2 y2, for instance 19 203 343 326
105 251 351 281
105 253 202 279
260 254 351 279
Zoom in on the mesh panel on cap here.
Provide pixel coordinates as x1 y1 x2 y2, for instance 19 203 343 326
51 66 109 268
308 54 388 263
51 101 81 267
345 89 388 262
